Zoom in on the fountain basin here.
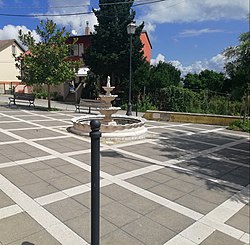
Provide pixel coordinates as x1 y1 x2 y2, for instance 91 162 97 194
68 114 147 142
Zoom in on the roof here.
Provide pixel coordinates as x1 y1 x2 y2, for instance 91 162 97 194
0 39 25 52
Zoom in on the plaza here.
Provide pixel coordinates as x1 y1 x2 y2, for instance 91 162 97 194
0 99 249 245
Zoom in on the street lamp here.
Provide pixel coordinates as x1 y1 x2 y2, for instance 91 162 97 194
126 21 136 116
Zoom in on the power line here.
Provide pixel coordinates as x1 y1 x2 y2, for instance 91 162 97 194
0 0 184 17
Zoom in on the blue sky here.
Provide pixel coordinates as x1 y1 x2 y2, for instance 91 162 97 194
0 0 249 75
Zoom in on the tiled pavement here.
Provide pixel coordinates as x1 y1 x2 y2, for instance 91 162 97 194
0 104 249 245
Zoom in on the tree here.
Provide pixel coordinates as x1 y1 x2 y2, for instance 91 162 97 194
183 73 202 90
149 61 181 95
16 19 79 109
85 0 146 87
199 70 225 93
223 30 250 99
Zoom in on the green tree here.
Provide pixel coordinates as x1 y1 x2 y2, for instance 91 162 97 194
85 0 146 87
199 69 225 93
223 30 250 99
149 61 181 97
183 73 203 90
16 19 79 109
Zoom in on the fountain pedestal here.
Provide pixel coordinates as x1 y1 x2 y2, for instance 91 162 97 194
99 77 120 124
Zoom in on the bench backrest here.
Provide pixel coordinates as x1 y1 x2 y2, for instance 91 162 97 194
14 93 35 100
79 98 109 108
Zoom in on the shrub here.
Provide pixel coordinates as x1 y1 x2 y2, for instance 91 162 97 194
228 120 250 132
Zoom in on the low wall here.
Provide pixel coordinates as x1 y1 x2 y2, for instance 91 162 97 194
143 110 242 126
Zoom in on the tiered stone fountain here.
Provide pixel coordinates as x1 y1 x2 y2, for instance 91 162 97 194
68 76 147 143
98 77 120 125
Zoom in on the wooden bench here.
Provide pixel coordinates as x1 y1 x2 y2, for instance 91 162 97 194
75 98 109 113
9 93 36 107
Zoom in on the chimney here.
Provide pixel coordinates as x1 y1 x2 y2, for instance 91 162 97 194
85 21 90 35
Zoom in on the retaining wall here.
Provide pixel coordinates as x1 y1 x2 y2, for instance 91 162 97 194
143 110 242 126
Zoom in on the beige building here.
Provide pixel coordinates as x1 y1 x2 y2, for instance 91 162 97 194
0 39 25 94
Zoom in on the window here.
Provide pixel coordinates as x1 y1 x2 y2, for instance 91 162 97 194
12 45 16 55
79 43 84 56
73 44 78 56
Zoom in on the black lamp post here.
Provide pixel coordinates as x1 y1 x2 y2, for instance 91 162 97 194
126 21 136 116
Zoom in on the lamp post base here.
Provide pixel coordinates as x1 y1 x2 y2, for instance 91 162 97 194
126 103 132 116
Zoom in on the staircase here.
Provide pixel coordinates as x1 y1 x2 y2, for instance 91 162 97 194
64 92 75 104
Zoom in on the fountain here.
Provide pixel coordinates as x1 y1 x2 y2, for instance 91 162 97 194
68 76 147 143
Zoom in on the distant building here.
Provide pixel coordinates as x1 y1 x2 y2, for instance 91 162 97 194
65 25 152 99
0 39 25 94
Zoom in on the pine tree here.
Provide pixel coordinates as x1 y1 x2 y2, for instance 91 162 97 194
85 0 146 87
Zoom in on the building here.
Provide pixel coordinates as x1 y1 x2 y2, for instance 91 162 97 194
0 39 25 94
65 25 152 99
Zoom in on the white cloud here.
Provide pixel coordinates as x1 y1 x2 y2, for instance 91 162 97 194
143 0 249 24
37 0 97 35
150 53 165 66
178 28 224 37
151 53 226 76
0 25 40 44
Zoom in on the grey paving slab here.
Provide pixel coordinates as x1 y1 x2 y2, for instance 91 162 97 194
37 137 90 153
148 183 186 201
101 184 135 202
182 133 234 145
210 148 250 165
22 161 51 172
101 201 142 227
101 229 144 245
146 206 195 233
0 122 39 129
33 120 71 127
230 141 250 152
177 156 238 178
0 132 16 142
200 231 245 245
225 205 250 233
0 189 15 208
65 212 117 243
19 180 58 198
0 154 11 164
159 137 214 153
69 171 90 184
44 197 89 222
46 175 82 190
164 178 199 193
142 170 174 183
0 116 18 121
101 162 128 175
55 163 86 175
190 185 237 205
70 153 91 164
0 166 43 187
126 175 160 189
120 142 187 161
73 192 114 209
13 128 64 139
33 168 65 181
7 229 61 245
176 194 217 214
0 212 44 245
122 216 176 245
42 158 70 167
121 193 161 215
221 172 250 186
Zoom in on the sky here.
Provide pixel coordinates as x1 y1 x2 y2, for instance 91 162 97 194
0 0 249 76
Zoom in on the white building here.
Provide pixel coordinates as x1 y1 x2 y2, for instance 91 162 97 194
0 39 25 94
